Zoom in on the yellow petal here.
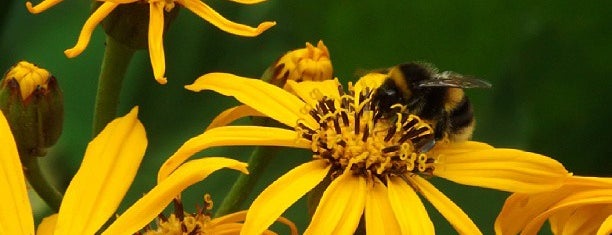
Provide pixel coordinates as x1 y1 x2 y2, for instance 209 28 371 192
549 204 612 235
387 175 435 235
353 72 386 95
434 149 569 193
177 0 275 37
211 211 298 235
365 177 401 235
64 2 118 58
54 107 146 235
103 157 248 235
285 79 341 107
36 214 57 235
242 160 331 235
186 72 318 128
210 223 245 235
206 105 266 130
409 175 482 235
522 189 612 235
96 0 138 3
597 214 612 235
305 172 366 235
0 112 34 235
148 1 167 84
158 126 308 182
227 0 266 4
430 141 494 155
25 0 62 14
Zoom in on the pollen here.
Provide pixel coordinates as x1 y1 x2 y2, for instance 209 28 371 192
295 82 436 179
4 61 51 100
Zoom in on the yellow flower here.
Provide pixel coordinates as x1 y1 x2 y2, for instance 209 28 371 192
25 0 276 84
140 195 298 234
0 107 247 234
156 72 570 234
495 175 612 235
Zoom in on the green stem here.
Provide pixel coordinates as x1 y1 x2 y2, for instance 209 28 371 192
215 146 279 217
23 156 63 212
92 36 135 136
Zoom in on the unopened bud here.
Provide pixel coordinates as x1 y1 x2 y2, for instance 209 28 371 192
263 40 333 89
0 61 63 157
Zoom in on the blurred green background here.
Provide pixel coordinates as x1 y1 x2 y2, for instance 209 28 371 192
2 0 611 234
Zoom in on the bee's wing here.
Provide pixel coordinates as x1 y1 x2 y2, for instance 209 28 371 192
417 72 492 89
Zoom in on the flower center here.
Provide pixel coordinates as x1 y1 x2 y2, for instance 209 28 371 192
138 196 214 235
296 83 436 179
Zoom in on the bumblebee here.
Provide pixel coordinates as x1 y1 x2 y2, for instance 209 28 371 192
370 62 491 143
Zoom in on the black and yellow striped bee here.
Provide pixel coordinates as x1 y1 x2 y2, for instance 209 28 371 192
370 62 491 143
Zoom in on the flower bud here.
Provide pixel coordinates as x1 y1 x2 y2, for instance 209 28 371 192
0 61 63 157
262 40 333 89
101 2 180 50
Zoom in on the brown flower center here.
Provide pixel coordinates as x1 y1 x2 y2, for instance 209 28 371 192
296 82 436 179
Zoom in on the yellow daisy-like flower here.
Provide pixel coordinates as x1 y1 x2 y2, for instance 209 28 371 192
0 107 248 234
25 0 275 84
495 175 612 235
140 195 298 234
157 72 570 234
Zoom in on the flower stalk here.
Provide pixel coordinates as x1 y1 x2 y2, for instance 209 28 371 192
92 36 135 136
22 154 63 212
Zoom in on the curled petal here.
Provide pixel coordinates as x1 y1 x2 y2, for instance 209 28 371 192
64 2 118 58
285 79 341 106
158 126 308 182
103 157 248 235
55 107 146 235
186 72 317 128
409 175 481 235
149 2 167 84
227 0 267 4
0 112 34 234
25 0 62 14
598 215 612 235
206 105 266 130
305 172 366 235
242 160 330 235
549 204 612 235
434 149 569 193
178 0 275 37
387 176 435 235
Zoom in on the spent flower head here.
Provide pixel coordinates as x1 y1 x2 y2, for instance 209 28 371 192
25 0 276 84
157 72 570 234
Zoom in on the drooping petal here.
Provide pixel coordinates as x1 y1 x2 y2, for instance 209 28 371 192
285 79 341 106
365 177 401 235
434 149 569 193
206 105 266 130
64 2 118 58
0 112 34 235
54 107 146 235
597 215 612 235
305 172 366 235
521 189 612 235
387 175 435 235
103 157 247 235
158 126 308 182
25 0 62 13
36 214 57 235
148 1 167 84
186 72 318 128
549 204 612 235
409 175 482 235
242 160 331 235
177 0 275 37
